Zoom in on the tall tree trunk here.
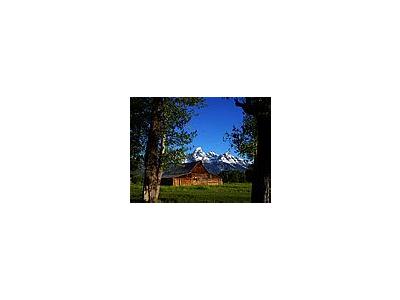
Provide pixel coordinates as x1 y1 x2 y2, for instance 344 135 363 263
234 97 271 203
142 98 164 203
251 114 271 203
155 134 166 201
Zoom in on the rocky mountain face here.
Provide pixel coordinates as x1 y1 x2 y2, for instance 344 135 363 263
184 147 251 174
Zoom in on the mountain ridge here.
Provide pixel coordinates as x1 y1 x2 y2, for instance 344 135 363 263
184 147 251 174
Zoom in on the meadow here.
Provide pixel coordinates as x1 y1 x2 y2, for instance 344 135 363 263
130 183 251 203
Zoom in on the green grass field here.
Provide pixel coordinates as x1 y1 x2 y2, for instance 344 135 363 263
130 183 251 203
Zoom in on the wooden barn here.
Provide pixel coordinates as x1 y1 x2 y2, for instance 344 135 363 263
161 161 223 186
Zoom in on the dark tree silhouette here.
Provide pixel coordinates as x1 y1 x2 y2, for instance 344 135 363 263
234 97 271 203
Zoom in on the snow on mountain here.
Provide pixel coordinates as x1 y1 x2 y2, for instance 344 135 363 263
191 147 208 160
184 147 251 174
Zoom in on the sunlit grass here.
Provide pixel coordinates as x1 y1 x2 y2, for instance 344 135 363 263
130 183 251 203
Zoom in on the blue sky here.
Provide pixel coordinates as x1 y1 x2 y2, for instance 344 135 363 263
186 97 244 156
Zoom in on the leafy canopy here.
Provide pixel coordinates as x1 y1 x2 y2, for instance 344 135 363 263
130 97 205 173
225 112 257 160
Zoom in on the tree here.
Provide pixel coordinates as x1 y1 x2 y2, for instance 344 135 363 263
219 170 248 183
245 166 254 182
224 112 257 161
142 98 165 202
130 98 151 181
227 97 271 203
131 97 205 202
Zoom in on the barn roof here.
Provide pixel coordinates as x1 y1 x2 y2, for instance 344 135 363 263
162 161 205 178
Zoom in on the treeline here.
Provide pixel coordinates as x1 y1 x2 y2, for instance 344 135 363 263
218 169 253 183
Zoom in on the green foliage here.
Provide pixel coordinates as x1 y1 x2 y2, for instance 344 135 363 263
130 174 143 184
227 97 271 119
224 97 270 161
161 97 205 168
130 183 251 203
224 112 257 160
130 98 151 172
130 168 144 184
130 97 205 180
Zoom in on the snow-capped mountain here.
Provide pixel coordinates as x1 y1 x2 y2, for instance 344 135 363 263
184 147 251 174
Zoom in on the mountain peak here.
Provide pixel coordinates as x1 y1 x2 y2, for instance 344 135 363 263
184 147 250 173
207 151 218 157
194 146 204 152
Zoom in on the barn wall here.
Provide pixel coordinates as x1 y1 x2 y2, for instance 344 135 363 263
178 175 192 186
172 173 223 186
207 178 222 186
165 162 224 186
